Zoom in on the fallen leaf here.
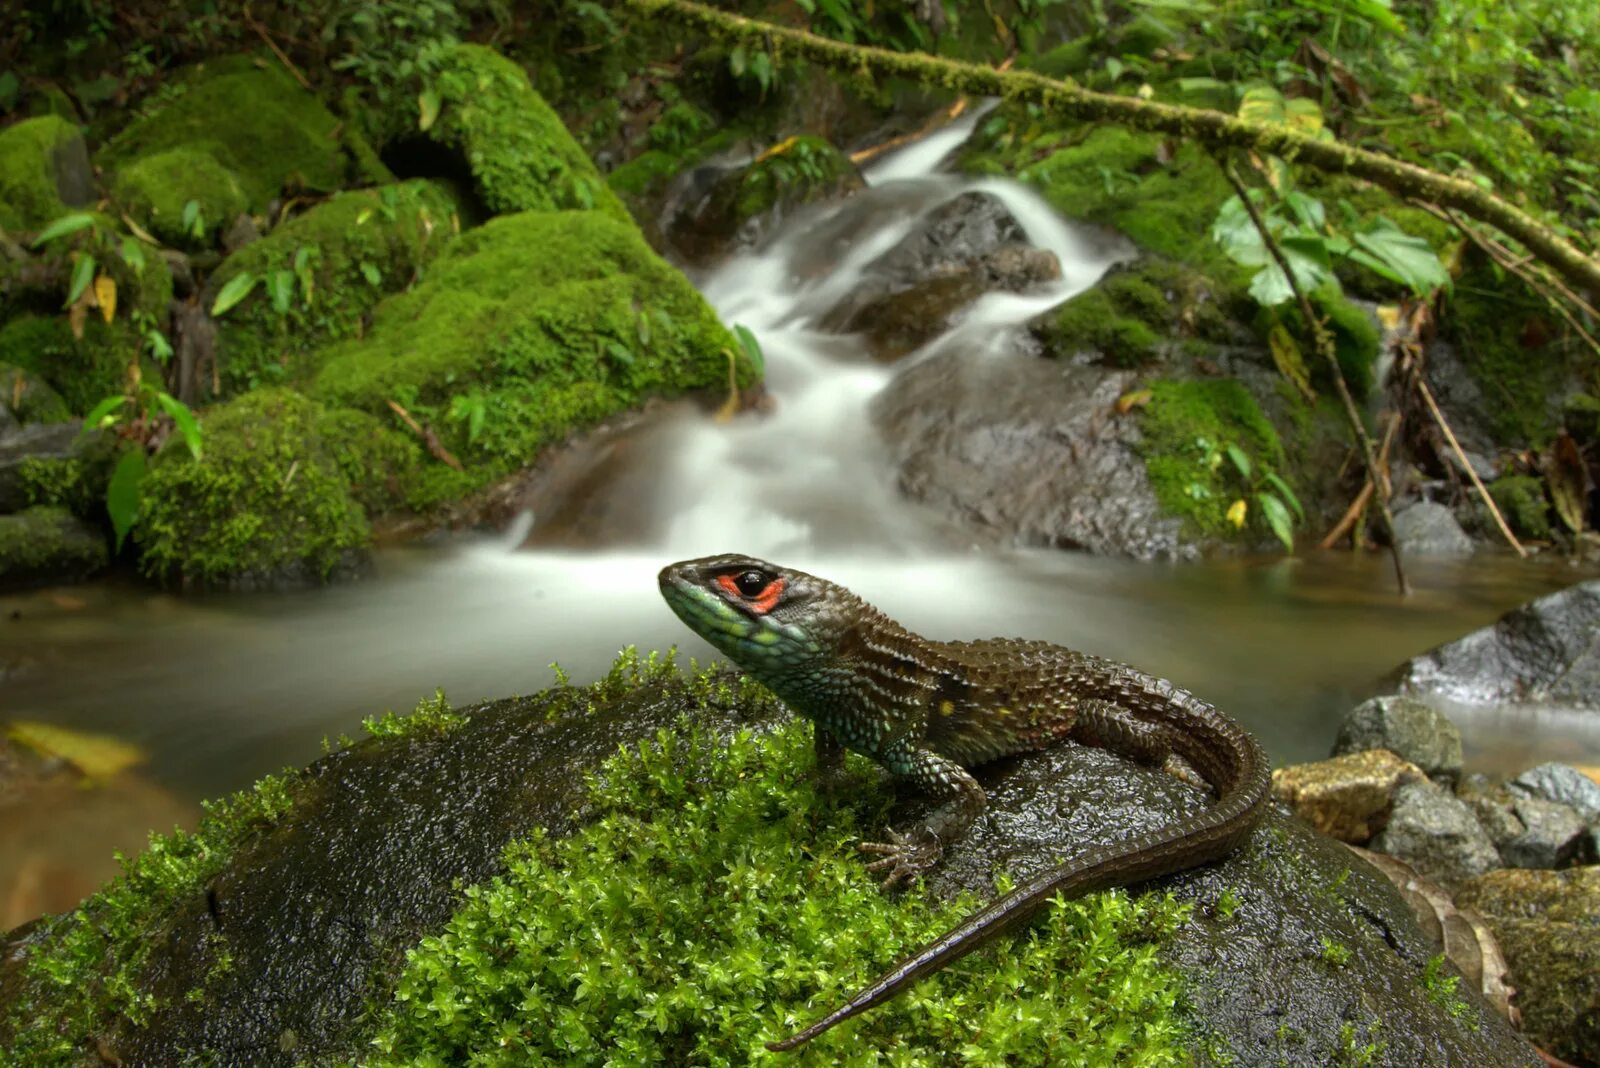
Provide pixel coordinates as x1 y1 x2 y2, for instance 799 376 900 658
1115 389 1153 414
1227 498 1248 528
94 273 117 324
5 720 147 782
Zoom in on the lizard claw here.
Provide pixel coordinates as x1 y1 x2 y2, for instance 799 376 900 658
858 828 942 889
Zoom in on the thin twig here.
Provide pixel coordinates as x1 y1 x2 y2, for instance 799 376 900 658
1222 159 1410 594
1319 411 1400 549
243 6 313 91
386 399 463 470
1415 377 1526 556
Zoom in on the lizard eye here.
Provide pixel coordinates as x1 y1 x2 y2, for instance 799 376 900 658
734 570 769 597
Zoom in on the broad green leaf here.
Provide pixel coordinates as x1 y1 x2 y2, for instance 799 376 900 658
119 236 146 271
66 253 97 307
1239 85 1285 125
266 269 295 314
729 45 747 77
107 447 147 551
1259 492 1296 552
1263 471 1305 521
1176 77 1229 93
360 262 382 286
1284 191 1326 232
734 323 766 377
181 199 201 231
1225 444 1252 479
154 392 204 459
418 88 442 131
1342 0 1403 33
605 340 635 366
1249 235 1335 306
146 328 174 363
1284 97 1324 136
1211 195 1270 267
1350 219 1450 297
211 271 258 316
31 212 96 247
80 395 128 433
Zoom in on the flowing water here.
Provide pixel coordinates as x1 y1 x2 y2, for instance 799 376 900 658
3 118 1597 920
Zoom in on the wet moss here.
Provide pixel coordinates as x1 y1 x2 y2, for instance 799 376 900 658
0 115 83 232
425 45 630 222
313 405 436 516
0 505 108 590
731 135 857 222
1039 258 1242 367
1485 475 1553 541
134 389 370 588
0 363 71 424
0 314 134 416
208 180 463 394
312 209 752 488
1266 290 1383 399
109 147 250 249
16 452 108 519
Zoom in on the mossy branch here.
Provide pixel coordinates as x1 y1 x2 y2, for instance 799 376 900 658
622 0 1600 300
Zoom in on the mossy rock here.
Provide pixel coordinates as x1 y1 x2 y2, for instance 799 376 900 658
0 314 135 416
313 209 752 489
1137 377 1291 540
313 405 449 515
0 363 71 425
1564 393 1600 443
1264 289 1383 398
0 115 94 233
0 505 108 592
423 44 630 222
1485 475 1553 541
208 179 464 395
109 147 250 249
99 54 345 212
1037 257 1245 368
134 389 371 590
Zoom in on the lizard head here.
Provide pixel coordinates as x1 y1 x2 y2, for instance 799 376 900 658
658 554 844 674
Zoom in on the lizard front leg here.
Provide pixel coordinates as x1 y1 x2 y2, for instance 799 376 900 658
858 745 985 889
812 724 850 794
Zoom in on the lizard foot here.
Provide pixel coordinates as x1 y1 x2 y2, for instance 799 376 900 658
858 828 942 889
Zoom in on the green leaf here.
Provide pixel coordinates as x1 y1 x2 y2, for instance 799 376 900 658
418 88 442 131
266 269 295 314
605 340 635 366
211 272 258 317
1211 195 1271 268
1350 219 1450 297
1262 472 1305 521
1224 444 1252 480
181 199 200 232
119 237 147 272
80 395 128 433
729 45 746 77
67 253 97 306
733 324 765 377
1248 235 1336 306
153 392 203 459
31 212 96 247
107 448 147 551
145 328 174 363
360 262 382 287
1258 492 1295 552
1238 84 1285 125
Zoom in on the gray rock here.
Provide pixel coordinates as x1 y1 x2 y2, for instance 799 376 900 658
872 347 1191 560
1369 780 1501 891
1390 500 1473 555
1498 797 1589 869
1398 582 1600 708
0 421 82 513
1508 762 1600 822
1331 695 1463 781
1468 795 1525 848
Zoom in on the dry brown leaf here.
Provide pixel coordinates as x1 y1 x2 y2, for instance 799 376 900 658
1545 432 1588 533
1115 389 1153 414
94 273 117 324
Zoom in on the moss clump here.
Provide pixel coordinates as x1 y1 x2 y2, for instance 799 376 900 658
135 389 370 588
0 505 108 590
109 147 250 249
730 135 857 222
100 54 345 211
1138 378 1288 537
313 210 751 487
16 450 112 519
1564 393 1600 442
359 716 1193 1063
208 180 463 394
362 689 467 740
425 44 630 222
0 362 71 424
1039 258 1241 367
1266 290 1383 398
1486 475 1553 541
0 115 86 233
313 404 460 514
0 770 298 1062
0 314 134 415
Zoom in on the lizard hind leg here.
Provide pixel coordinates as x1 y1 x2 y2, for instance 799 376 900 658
858 746 985 890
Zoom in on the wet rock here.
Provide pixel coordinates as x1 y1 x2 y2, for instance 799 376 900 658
1369 780 1501 892
872 347 1190 559
1498 797 1590 870
1457 866 1600 1066
1271 748 1426 842
1390 500 1473 555
0 506 107 592
1331 695 1463 782
0 116 96 233
1508 762 1600 822
0 422 81 513
821 191 1062 360
1398 581 1600 708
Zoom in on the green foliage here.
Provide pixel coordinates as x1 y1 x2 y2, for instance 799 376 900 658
360 716 1195 1064
363 689 468 739
328 0 464 124
1485 475 1553 541
109 148 249 249
0 505 108 588
1419 954 1475 1027
1038 260 1240 368
1319 937 1352 968
0 314 134 416
0 115 82 233
0 769 299 1064
0 363 71 424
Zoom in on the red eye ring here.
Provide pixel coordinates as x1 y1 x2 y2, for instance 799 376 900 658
717 573 786 615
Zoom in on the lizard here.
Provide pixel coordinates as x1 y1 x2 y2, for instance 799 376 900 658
657 553 1272 1052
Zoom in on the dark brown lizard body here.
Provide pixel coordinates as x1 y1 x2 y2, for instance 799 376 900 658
659 554 1272 1051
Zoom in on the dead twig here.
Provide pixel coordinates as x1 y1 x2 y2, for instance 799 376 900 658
242 6 313 91
1222 159 1410 594
1414 376 1526 556
386 399 463 470
1319 411 1401 549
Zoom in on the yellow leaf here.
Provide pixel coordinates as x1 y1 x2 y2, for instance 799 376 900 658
94 273 117 324
1115 389 1153 414
1268 323 1315 401
1227 499 1248 528
5 719 147 782
1375 304 1402 330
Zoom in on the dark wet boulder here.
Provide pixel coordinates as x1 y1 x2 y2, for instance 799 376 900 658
821 190 1063 360
1332 695 1464 782
1369 780 1501 892
1398 580 1600 708
1390 499 1474 556
1457 866 1600 1066
872 347 1191 559
0 364 71 429
0 506 107 592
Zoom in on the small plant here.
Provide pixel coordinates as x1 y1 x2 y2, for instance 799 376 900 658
1187 435 1305 551
362 689 466 739
1319 936 1352 967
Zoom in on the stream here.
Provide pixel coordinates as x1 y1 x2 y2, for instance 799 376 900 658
3 115 1597 921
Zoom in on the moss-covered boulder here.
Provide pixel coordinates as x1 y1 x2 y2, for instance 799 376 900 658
313 209 753 487
100 55 346 219
134 390 373 590
421 44 630 222
1485 474 1554 542
207 179 464 394
0 505 107 592
0 116 94 234
0 364 70 426
108 148 250 249
0 315 134 416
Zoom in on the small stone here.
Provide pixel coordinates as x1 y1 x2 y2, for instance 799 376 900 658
1368 779 1501 891
1509 763 1600 823
1468 795 1525 849
1271 749 1426 842
1500 797 1589 869
1331 695 1463 781
1390 500 1473 556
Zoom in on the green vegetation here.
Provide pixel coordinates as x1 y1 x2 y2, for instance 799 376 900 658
0 315 135 416
1486 475 1554 541
1319 937 1352 968
0 363 70 424
0 505 107 588
1419 955 1475 1028
109 148 249 249
0 770 299 1064
1038 258 1242 368
0 115 83 232
363 689 468 739
360 714 1195 1064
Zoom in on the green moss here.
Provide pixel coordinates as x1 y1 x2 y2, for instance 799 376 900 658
109 147 250 249
1039 259 1242 367
0 314 134 415
0 362 71 423
0 769 299 1063
17 454 105 518
426 45 630 222
314 405 437 515
312 210 752 488
730 135 856 222
100 54 345 211
1265 290 1382 398
209 180 463 394
0 505 108 589
1021 36 1096 78
363 689 468 740
1419 955 1475 1028
134 389 370 587
0 115 83 233
359 707 1194 1062
1138 378 1288 537
1486 475 1552 541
